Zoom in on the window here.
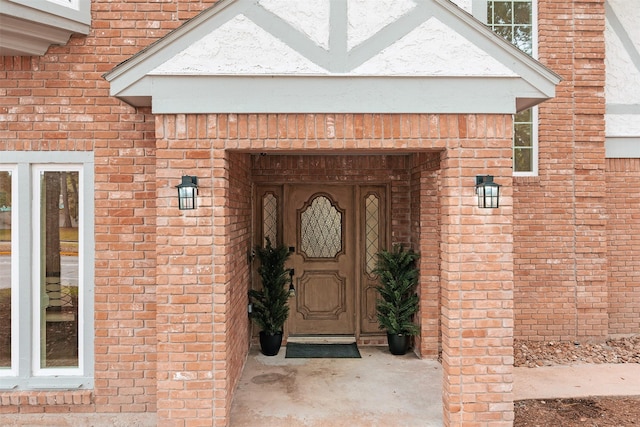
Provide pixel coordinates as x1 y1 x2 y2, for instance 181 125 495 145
480 0 538 175
514 108 536 172
0 153 94 389
486 1 534 56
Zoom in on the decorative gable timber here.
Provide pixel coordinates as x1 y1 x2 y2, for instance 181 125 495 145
104 0 560 114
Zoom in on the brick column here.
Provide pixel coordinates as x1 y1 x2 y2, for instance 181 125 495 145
526 0 608 341
155 114 217 427
571 0 607 339
440 115 514 426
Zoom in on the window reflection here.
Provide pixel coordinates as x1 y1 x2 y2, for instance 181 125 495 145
40 171 79 368
0 171 11 368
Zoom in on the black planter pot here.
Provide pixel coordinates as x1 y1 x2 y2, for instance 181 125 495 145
387 333 410 355
259 331 283 356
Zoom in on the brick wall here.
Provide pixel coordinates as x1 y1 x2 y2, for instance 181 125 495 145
514 0 607 341
0 57 158 417
225 152 253 416
93 111 158 414
411 153 442 357
606 159 640 335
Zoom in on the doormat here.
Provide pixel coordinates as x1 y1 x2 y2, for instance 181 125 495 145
285 342 361 359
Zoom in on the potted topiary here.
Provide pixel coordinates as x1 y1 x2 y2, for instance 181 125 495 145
249 237 292 356
374 245 420 355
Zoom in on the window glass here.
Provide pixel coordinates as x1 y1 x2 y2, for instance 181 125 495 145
0 171 11 369
514 1 532 25
488 0 536 174
488 0 532 55
39 171 79 369
490 2 513 24
514 110 533 172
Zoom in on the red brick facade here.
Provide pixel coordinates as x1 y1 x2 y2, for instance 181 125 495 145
1 0 637 426
514 0 609 341
606 158 640 336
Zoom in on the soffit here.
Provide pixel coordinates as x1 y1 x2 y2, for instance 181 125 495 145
0 0 90 56
104 0 561 114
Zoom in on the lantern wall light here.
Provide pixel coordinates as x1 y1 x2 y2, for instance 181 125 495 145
475 175 500 209
176 175 198 210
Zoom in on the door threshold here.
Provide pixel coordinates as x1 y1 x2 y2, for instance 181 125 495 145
287 335 356 344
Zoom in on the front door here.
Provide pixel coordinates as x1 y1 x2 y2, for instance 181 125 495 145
284 185 355 335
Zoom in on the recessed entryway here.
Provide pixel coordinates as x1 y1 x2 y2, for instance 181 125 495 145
253 154 415 344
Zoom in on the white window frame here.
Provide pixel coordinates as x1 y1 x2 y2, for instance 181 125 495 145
0 152 94 390
473 0 540 176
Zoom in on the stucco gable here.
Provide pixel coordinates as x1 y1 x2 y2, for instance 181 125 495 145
151 14 328 75
104 0 560 114
351 17 516 76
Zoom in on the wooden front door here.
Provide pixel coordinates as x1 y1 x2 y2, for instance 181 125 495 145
284 185 356 335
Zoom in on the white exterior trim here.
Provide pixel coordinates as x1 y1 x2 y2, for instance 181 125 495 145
146 75 538 114
606 137 640 158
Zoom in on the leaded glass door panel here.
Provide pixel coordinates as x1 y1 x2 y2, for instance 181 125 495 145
285 185 355 335
359 186 388 334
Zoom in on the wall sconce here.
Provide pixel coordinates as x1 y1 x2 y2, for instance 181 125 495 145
176 175 198 210
475 175 500 208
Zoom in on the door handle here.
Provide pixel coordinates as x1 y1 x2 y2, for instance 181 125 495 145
288 269 295 297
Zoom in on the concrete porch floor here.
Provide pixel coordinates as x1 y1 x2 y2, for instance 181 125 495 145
229 345 443 427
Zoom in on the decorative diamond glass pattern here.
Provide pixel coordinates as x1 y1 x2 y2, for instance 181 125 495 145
300 195 342 258
262 193 277 246
365 194 380 274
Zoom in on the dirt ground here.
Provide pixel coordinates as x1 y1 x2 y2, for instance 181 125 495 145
514 335 640 426
515 397 640 426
